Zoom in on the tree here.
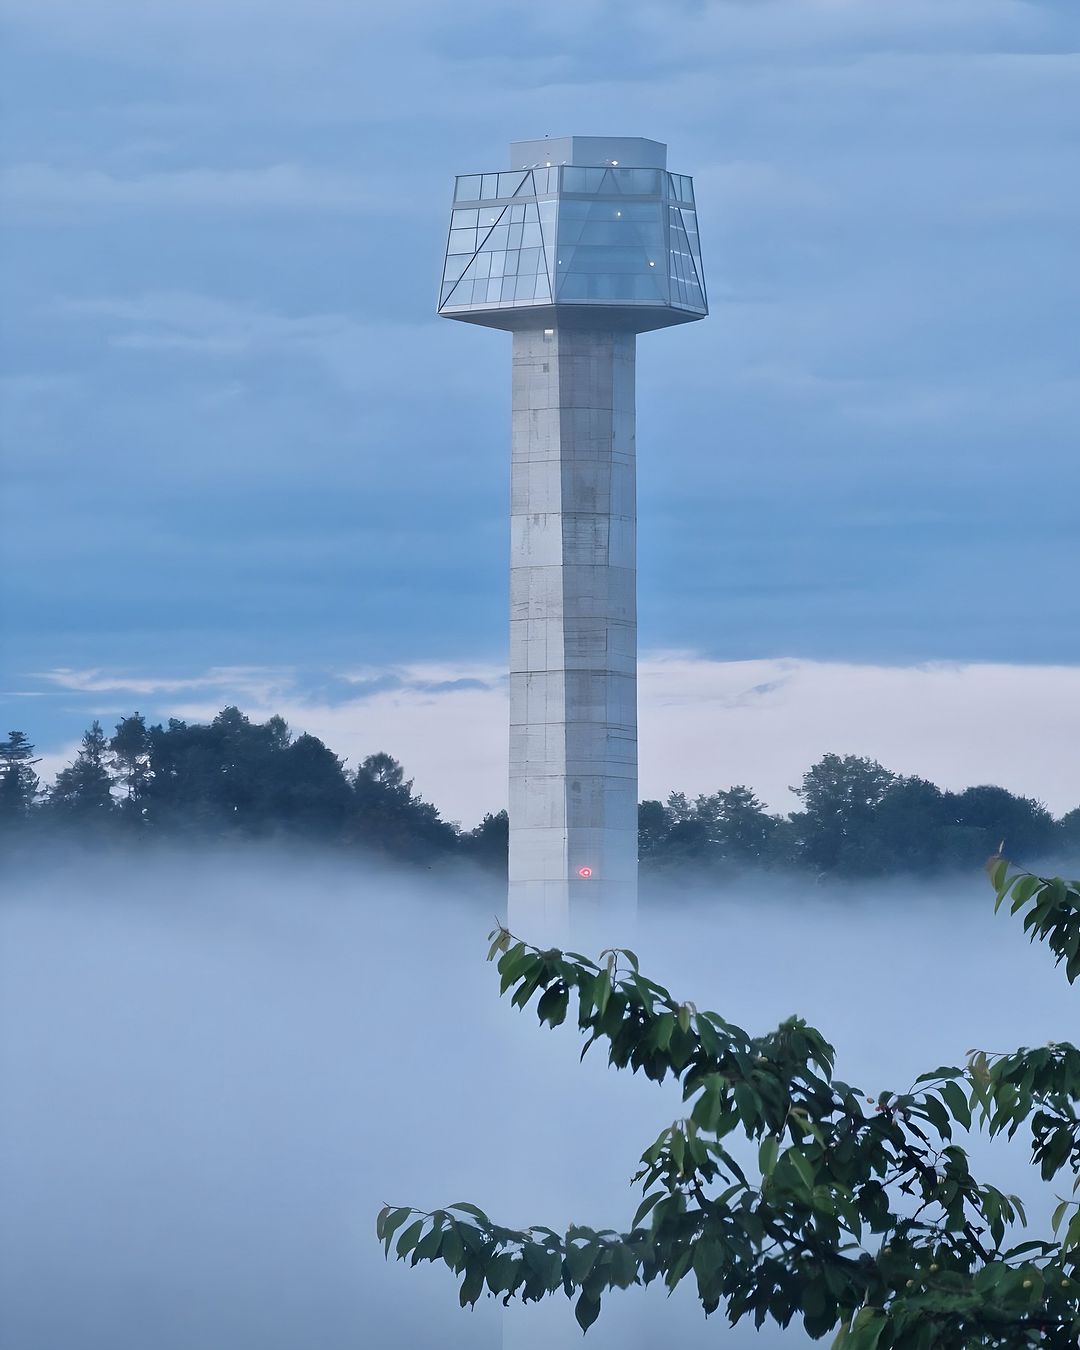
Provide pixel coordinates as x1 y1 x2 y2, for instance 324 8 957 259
109 712 151 822
637 800 671 862
854 776 949 876
0 730 40 821
461 810 509 875
638 788 781 876
1059 808 1080 856
348 752 459 860
380 861 1080 1346
793 754 896 873
951 786 1058 865
49 722 114 820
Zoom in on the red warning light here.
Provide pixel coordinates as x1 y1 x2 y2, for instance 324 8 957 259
577 866 593 879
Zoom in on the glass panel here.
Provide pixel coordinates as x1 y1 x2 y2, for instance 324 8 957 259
451 208 479 229
448 228 476 254
480 174 498 199
515 274 536 299
519 246 541 274
572 220 664 247
488 250 506 278
509 204 525 223
520 222 543 249
455 176 481 202
480 224 509 251
486 279 502 303
533 274 550 300
498 171 528 197
562 166 608 193
558 198 657 222
630 168 660 194
507 222 524 249
443 255 469 282
562 245 656 272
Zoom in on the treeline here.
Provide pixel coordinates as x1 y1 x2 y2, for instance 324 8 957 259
640 760 1078 880
2 709 1077 879
0 709 507 870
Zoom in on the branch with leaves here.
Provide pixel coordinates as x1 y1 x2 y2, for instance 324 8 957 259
378 865 1080 1347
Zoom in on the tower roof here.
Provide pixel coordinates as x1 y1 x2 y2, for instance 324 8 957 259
509 137 666 170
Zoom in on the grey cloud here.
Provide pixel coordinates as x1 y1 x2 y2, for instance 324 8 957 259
1 163 381 220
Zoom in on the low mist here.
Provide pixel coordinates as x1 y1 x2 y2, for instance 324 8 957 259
2 851 1073 1348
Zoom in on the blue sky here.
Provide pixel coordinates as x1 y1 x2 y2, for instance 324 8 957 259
2 0 1078 813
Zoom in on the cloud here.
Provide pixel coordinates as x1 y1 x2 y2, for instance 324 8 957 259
0 163 378 220
30 656 1080 825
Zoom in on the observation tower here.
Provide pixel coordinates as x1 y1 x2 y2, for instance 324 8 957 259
438 136 707 940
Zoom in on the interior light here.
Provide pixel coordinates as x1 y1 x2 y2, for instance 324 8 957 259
577 866 593 879
615 210 622 217
544 328 554 336
546 161 551 167
648 261 656 267
611 160 618 166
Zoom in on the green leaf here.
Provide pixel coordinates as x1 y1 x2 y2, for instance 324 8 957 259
575 1291 601 1331
654 1012 675 1051
395 1218 425 1259
448 1202 490 1222
758 1135 779 1178
632 1191 665 1228
939 1079 972 1130
381 1207 413 1256
847 1307 886 1350
440 1227 465 1271
1051 1200 1070 1236
918 1093 952 1141
459 1263 485 1307
733 1082 759 1130
789 1149 816 1194
915 1066 962 1083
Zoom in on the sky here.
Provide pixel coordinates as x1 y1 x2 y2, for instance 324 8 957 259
2 0 1079 821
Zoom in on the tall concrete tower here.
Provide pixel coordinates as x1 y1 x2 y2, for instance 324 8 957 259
439 136 707 942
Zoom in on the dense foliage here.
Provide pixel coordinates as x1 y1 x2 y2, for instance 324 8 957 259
0 711 499 868
379 861 1080 1346
2 718 1076 879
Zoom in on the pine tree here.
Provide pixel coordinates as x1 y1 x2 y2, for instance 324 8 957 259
109 712 151 822
0 730 40 822
49 722 114 821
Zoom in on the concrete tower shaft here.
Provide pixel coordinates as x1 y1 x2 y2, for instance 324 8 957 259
510 327 637 940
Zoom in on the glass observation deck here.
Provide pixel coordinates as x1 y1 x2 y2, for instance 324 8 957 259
437 138 707 333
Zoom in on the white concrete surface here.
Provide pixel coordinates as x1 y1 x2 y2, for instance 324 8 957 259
508 327 638 946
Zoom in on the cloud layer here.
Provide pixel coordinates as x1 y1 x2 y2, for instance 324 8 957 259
31 655 1080 824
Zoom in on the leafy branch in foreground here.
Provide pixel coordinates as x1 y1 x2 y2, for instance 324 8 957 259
378 864 1080 1346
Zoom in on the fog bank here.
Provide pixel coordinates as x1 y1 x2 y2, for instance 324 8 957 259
1 852 1073 1348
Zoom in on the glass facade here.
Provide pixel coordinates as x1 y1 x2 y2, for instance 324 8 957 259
438 166 706 323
